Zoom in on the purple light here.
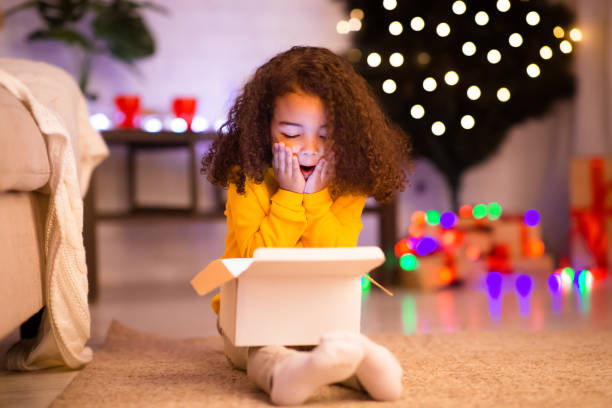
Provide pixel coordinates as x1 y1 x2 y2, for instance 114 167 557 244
524 209 540 227
408 237 420 249
440 211 458 229
415 236 438 256
515 274 533 297
547 273 561 294
486 272 503 299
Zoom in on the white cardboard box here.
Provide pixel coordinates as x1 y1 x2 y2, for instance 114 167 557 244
191 247 385 347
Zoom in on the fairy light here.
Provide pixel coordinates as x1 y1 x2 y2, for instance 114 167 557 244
389 52 404 67
509 33 523 47
423 77 437 92
462 41 477 56
89 113 111 131
497 87 511 102
411 17 425 31
467 85 481 100
190 116 209 132
432 121 446 136
411 104 425 119
170 117 188 133
444 71 459 85
348 18 362 31
452 1 466 15
461 115 475 129
569 28 583 41
400 253 419 271
347 48 362 63
475 11 489 26
560 40 573 54
487 49 502 64
383 0 397 11
488 202 503 220
350 8 364 20
417 52 431 65
473 204 487 219
426 210 441 225
336 20 350 34
437 23 451 37
367 52 382 67
382 79 397 94
527 63 541 78
526 11 540 26
540 46 553 60
553 26 565 38
497 0 511 12
389 21 403 36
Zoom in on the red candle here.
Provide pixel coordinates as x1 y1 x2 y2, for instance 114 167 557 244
172 97 197 129
114 94 141 128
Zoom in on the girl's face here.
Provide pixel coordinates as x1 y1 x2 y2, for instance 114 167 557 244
270 90 327 180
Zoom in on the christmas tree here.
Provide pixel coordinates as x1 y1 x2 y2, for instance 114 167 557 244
339 0 576 209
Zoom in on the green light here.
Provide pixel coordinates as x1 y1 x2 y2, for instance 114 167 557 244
426 210 440 225
402 296 417 335
488 202 502 220
473 204 487 219
400 253 419 271
562 267 575 282
361 275 372 292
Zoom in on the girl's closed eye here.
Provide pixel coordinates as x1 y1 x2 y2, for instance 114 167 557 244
281 133 300 139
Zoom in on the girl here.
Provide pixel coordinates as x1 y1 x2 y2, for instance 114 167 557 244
201 46 410 405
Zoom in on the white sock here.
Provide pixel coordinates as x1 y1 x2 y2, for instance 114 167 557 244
270 332 364 406
355 334 403 401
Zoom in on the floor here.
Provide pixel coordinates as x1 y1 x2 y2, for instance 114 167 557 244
1 220 611 408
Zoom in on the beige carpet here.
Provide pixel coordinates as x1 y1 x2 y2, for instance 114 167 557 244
52 321 612 407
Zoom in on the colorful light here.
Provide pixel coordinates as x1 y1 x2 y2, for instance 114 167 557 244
486 272 503 299
459 204 473 218
475 11 489 26
382 79 397 94
497 0 511 12
400 253 419 271
524 209 540 226
467 85 481 100
416 236 438 256
410 17 425 31
561 267 575 289
361 275 371 291
577 270 593 290
527 240 545 257
488 202 503 220
452 1 466 15
547 273 561 294
350 8 364 20
440 211 458 229
383 0 397 11
439 267 454 284
394 239 410 257
461 115 475 129
553 26 565 39
508 33 523 47
462 41 477 56
411 210 427 225
466 244 480 261
426 210 441 225
540 46 553 60
431 121 446 136
437 23 451 37
515 274 533 297
336 20 350 34
411 104 425 119
473 204 487 219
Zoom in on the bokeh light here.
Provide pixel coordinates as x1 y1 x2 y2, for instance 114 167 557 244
509 33 523 47
475 11 489 26
466 244 480 261
569 28 583 41
382 79 397 94
540 46 553 60
437 23 451 37
473 203 487 219
143 116 163 133
383 0 397 11
441 230 458 246
389 21 403 36
411 210 427 225
423 77 437 92
497 87 511 102
367 52 382 67
190 116 209 132
410 17 425 31
459 204 473 218
452 1 467 15
90 113 111 131
461 115 475 129
170 117 188 133
348 18 362 31
444 71 459 85
526 11 540 26
416 236 438 256
336 20 350 34
547 273 561 294
426 210 441 225
361 275 371 291
389 52 404 67
400 253 419 271
440 211 458 229
487 49 502 64
515 274 533 297
439 267 455 284
467 85 481 100
527 240 545 257
488 202 503 220
411 104 425 119
560 40 573 54
553 26 565 38
431 121 446 136
497 0 511 13
350 8 364 20
527 63 541 78
394 239 410 257
486 272 503 299
524 209 540 226
462 41 477 56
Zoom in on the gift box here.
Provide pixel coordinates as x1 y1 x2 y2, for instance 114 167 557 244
570 157 612 280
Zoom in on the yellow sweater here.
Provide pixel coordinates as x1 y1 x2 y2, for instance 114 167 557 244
211 167 366 313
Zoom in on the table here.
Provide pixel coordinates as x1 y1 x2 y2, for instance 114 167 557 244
84 129 398 302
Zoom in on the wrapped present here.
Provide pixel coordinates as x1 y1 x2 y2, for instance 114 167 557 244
570 157 612 280
489 216 545 259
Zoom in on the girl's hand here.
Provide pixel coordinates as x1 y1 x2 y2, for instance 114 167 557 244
273 143 305 193
304 158 332 194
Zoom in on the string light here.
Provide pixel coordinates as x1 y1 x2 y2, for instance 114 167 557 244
383 0 397 11
444 71 459 85
423 77 437 92
461 115 475 129
540 46 553 59
367 52 382 67
431 121 446 136
509 33 523 47
462 41 477 56
350 8 364 20
411 104 425 119
382 79 397 94
497 87 511 102
497 0 511 12
437 23 451 37
389 52 404 67
526 63 541 78
417 52 431 65
524 209 540 226
553 26 565 38
347 48 362 62
569 28 583 41
336 20 350 34
452 1 466 15
348 18 362 31
475 11 489 26
89 113 111 131
190 116 209 132
170 117 188 133
473 204 487 219
467 85 481 100
526 11 540 26
560 40 573 53
389 21 403 35
411 17 425 31
487 49 502 64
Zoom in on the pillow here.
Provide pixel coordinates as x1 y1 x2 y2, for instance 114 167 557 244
0 86 50 192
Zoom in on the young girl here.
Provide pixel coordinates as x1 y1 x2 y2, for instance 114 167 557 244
201 46 410 405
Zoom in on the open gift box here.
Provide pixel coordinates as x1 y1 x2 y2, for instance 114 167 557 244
191 247 385 347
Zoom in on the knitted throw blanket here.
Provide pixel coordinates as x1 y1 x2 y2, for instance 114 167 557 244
0 60 108 370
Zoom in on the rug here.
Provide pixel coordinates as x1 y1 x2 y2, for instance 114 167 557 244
52 321 612 407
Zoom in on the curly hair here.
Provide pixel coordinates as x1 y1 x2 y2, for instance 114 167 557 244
201 46 411 202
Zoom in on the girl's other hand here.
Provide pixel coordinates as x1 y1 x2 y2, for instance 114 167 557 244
273 143 305 193
304 158 332 194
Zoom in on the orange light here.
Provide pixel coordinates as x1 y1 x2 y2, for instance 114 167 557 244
394 239 410 257
411 210 427 225
409 223 425 238
441 230 458 246
466 244 480 261
527 240 545 257
459 205 473 218
439 266 455 284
